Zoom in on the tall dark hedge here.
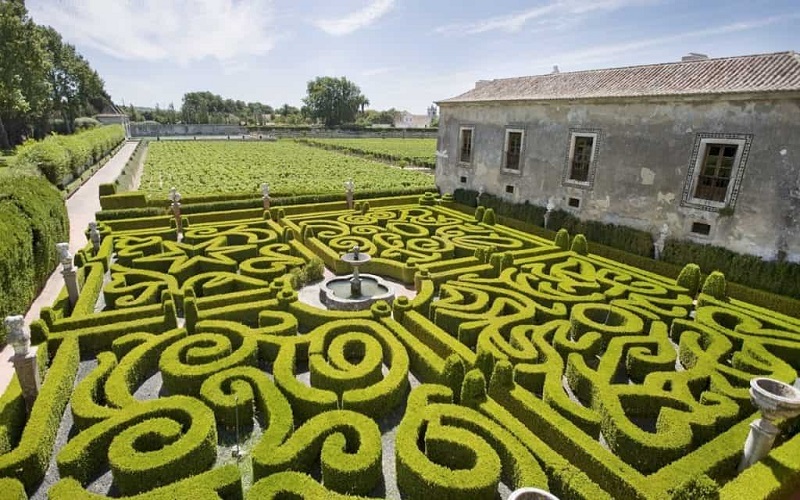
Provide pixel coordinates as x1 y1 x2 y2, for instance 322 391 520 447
0 174 69 345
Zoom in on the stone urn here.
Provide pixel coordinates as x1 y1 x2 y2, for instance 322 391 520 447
508 488 560 500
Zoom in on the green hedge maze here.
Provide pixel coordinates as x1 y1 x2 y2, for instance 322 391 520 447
2 196 800 499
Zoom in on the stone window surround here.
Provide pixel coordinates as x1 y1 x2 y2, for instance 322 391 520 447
458 126 475 165
562 128 602 190
680 132 753 212
501 127 526 175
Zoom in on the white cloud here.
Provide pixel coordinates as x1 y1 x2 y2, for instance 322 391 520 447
27 0 277 65
314 0 395 36
436 0 654 36
534 14 800 70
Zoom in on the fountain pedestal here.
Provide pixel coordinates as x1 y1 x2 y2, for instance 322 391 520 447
350 266 362 296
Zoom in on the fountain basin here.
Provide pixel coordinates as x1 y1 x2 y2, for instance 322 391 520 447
750 377 800 421
319 274 395 311
508 488 559 500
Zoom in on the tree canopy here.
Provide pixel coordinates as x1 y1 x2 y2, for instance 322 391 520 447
179 91 275 125
302 76 368 127
0 0 110 148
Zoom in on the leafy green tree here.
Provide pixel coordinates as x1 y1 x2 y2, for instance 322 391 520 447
39 26 110 134
0 0 52 148
302 76 368 127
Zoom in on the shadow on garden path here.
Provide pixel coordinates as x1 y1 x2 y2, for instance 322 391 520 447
0 140 139 397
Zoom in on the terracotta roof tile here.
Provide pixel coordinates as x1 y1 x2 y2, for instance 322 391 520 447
439 52 800 103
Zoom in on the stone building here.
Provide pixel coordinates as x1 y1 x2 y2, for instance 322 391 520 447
435 52 800 261
95 103 131 138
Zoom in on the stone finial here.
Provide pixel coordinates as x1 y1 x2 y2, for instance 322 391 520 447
4 315 29 356
261 182 270 198
343 179 355 193
168 187 181 204
89 221 101 251
546 198 556 212
56 242 72 269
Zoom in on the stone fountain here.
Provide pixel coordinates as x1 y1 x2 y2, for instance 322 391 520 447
738 377 800 471
319 245 395 310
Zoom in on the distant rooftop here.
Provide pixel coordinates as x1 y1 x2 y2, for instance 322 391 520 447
439 51 800 104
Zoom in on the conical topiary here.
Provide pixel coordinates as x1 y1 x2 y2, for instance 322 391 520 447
554 228 570 250
571 234 588 255
676 263 701 296
701 271 727 300
460 369 487 408
482 208 496 225
443 354 466 403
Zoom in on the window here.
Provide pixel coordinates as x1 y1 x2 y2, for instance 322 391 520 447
681 133 752 211
691 222 711 236
459 128 474 163
503 129 524 171
569 136 594 182
568 197 581 208
505 185 515 194
563 129 601 189
459 176 467 184
693 144 737 202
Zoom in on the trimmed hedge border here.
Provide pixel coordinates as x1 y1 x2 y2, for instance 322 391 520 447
0 337 78 492
14 125 125 187
0 174 69 346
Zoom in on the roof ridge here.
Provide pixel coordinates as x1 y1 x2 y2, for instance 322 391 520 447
438 51 800 104
487 51 798 84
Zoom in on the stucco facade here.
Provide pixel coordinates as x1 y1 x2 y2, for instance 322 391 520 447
436 55 800 262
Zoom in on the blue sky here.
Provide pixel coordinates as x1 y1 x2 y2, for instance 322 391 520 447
27 0 800 114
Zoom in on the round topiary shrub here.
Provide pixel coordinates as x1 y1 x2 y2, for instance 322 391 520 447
571 234 589 255
554 228 570 250
474 206 485 222
676 263 702 296
701 271 727 300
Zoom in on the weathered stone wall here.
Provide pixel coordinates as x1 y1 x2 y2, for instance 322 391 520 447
130 123 438 139
437 95 800 261
130 123 246 137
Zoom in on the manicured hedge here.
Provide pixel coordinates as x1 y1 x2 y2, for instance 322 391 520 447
15 125 125 187
252 409 383 496
247 471 372 499
56 395 217 496
447 198 800 317
50 465 243 500
396 383 549 500
159 321 259 396
0 336 79 492
453 188 800 300
0 173 69 346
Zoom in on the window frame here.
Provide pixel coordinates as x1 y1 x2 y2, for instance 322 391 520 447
458 126 474 165
681 133 752 212
502 128 525 173
562 129 601 189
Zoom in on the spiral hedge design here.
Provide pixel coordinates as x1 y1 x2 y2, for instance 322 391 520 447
2 195 800 498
